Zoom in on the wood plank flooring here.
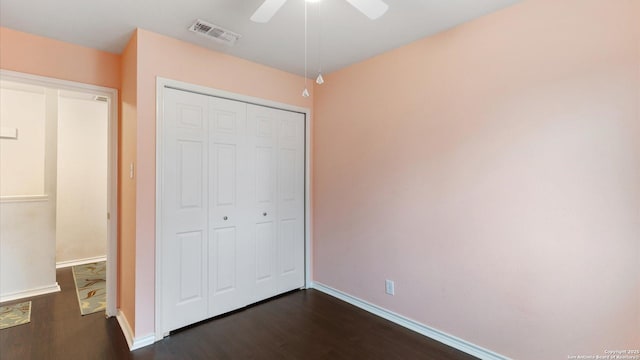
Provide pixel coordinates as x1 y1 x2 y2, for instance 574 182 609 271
0 268 478 360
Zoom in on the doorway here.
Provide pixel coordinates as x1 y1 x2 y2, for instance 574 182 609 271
56 90 108 269
0 70 118 316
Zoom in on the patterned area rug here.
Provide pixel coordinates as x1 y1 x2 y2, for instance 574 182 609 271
72 261 106 315
0 301 31 330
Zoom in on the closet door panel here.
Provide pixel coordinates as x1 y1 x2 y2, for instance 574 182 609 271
208 97 250 317
162 88 209 332
247 105 278 302
276 111 305 292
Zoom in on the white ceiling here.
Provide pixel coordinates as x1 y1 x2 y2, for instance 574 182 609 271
0 0 521 77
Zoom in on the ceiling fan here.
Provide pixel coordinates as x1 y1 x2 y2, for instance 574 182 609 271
250 0 389 23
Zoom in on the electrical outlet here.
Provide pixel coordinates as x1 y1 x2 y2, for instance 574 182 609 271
385 280 395 295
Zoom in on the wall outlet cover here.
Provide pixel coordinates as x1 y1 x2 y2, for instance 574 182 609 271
385 280 395 295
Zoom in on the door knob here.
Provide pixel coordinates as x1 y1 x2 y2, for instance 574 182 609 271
223 216 228 220
262 212 267 216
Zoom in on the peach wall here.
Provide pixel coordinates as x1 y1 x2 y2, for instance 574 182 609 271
119 31 138 330
313 0 640 359
636 9 640 346
132 28 313 336
637 11 640 346
0 27 120 90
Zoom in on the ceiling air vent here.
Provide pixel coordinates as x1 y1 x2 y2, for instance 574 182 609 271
189 19 241 46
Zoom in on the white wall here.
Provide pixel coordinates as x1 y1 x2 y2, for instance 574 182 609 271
56 94 108 263
0 83 46 196
0 83 58 301
0 199 57 299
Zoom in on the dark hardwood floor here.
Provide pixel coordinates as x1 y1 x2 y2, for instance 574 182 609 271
1 268 477 360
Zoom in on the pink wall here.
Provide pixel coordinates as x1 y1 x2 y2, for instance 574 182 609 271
131 29 313 336
637 13 640 346
119 31 138 330
313 0 640 359
0 27 120 89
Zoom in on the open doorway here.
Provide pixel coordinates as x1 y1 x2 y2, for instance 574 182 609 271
56 90 109 315
55 91 109 268
0 70 117 317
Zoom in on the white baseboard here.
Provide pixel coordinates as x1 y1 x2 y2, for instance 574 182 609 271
310 282 509 360
56 255 107 269
1 282 61 303
116 310 156 351
115 310 134 348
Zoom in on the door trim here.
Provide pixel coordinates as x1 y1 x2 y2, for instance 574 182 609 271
155 77 312 341
0 69 119 317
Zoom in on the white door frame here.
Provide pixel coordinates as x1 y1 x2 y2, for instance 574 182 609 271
155 77 312 341
0 69 119 317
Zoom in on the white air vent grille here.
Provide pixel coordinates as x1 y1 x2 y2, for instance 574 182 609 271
94 96 109 102
189 19 241 46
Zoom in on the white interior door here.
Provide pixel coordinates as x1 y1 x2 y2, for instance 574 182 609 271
161 87 305 334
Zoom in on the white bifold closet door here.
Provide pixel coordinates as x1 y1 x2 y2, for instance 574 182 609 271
161 88 305 333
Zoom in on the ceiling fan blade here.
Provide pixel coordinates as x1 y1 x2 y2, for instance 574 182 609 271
250 0 288 23
344 0 389 20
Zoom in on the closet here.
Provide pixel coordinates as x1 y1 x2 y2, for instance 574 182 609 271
160 88 305 333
